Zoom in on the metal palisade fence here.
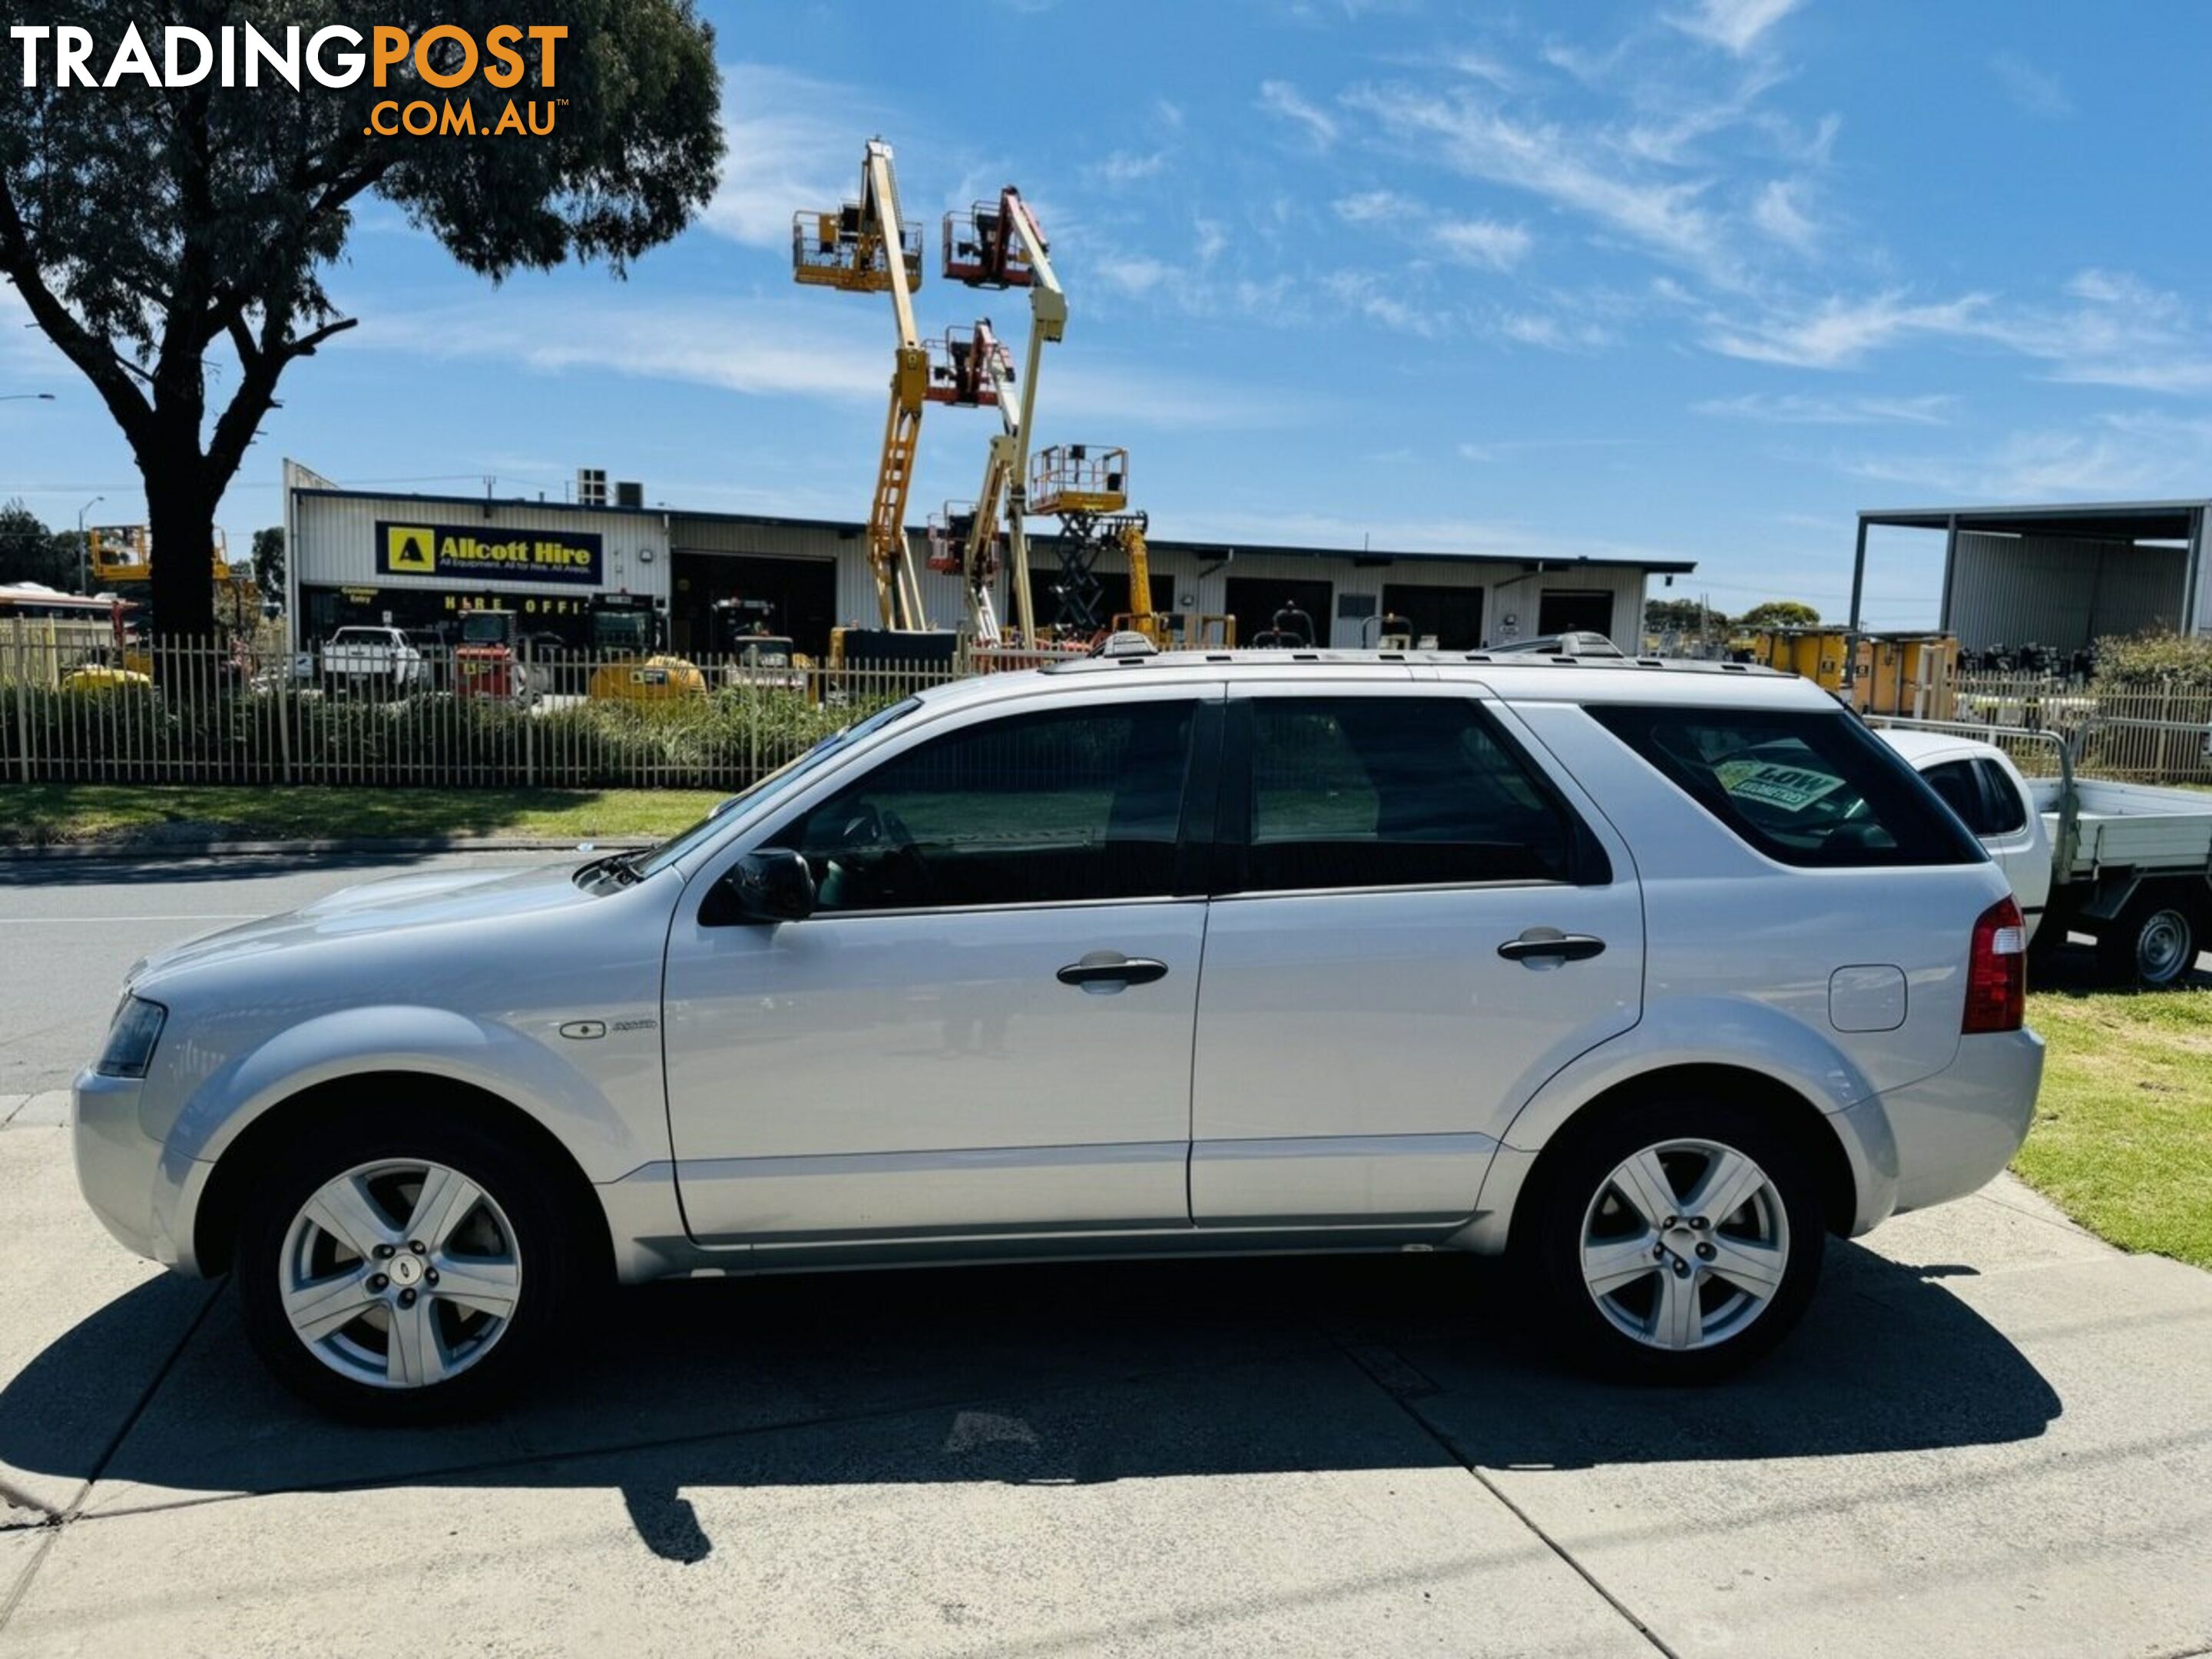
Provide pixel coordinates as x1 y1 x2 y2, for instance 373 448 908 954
1952 674 2212 786
5 628 2209 791
0 627 1007 790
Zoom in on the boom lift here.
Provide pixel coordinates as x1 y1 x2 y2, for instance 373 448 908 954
792 139 932 633
935 187 1068 647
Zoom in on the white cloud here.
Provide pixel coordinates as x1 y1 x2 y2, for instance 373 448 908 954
1435 218 1533 270
1194 218 1228 267
1346 85 1727 276
1324 271 1440 337
1098 256 1171 296
1703 291 1992 368
704 65 869 250
1495 312 1611 351
1668 0 1807 55
1841 412 2212 502
1990 52 2073 119
1093 150 1169 187
1333 190 1419 224
363 296 1312 431
1750 179 1819 253
1257 79 1339 147
1694 392 1955 425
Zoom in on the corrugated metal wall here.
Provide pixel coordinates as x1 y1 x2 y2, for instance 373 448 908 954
1948 532 2188 650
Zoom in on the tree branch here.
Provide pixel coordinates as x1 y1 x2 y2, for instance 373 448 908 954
0 183 156 446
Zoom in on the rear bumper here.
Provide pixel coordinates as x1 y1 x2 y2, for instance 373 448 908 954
1836 1028 2045 1232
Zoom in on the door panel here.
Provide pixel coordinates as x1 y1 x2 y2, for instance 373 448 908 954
662 688 1217 1245
1190 687 1643 1225
1190 883 1642 1222
664 902 1206 1241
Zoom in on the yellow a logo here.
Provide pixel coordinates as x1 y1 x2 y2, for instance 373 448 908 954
387 526 435 573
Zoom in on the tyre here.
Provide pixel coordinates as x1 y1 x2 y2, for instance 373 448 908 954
1524 1098 1825 1383
2095 892 2200 988
235 1106 583 1422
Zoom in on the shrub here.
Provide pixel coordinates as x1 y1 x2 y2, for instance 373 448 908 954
2092 631 2212 689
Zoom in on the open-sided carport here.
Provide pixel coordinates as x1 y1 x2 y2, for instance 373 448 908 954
1853 497 2212 649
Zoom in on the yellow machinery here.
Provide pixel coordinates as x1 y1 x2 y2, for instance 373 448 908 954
88 525 230 588
1743 627 1960 720
587 654 709 703
1107 517 1235 650
932 187 1066 648
1854 631 1959 720
792 140 931 632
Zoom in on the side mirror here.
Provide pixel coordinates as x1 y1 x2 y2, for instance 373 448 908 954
717 848 816 924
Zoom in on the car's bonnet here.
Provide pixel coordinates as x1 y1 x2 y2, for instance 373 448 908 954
130 860 602 989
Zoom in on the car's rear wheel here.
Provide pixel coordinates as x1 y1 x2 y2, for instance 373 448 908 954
236 1110 581 1422
1527 1099 1824 1382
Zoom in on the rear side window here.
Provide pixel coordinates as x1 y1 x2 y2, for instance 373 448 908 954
1973 759 2028 834
1230 696 1598 891
1588 706 1983 868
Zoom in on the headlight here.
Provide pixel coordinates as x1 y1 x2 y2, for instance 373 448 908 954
97 995 167 1079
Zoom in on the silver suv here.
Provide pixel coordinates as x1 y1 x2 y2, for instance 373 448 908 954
75 651 2042 1419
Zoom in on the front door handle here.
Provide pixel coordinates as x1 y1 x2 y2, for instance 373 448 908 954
1057 952 1170 992
1497 929 1607 965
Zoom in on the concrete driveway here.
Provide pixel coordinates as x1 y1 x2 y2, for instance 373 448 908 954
2 853 2209 1658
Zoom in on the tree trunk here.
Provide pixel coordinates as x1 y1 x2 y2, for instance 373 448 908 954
141 449 219 643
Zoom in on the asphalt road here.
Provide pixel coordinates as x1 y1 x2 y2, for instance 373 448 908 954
2 853 2209 1657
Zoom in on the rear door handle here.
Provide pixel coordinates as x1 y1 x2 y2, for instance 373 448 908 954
1057 952 1170 991
1497 930 1607 964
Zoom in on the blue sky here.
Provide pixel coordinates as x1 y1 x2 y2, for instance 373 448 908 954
5 0 2212 624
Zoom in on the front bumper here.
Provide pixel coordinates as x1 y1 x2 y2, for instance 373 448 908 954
71 1067 207 1272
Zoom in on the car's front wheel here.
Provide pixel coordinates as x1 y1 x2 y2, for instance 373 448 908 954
1527 1099 1824 1382
236 1108 582 1422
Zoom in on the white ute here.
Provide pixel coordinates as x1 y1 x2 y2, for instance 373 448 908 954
1879 723 2212 985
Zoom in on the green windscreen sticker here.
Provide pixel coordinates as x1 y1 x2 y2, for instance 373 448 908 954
1714 759 1848 813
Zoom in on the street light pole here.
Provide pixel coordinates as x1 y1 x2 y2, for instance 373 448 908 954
0 392 57 402
77 496 104 595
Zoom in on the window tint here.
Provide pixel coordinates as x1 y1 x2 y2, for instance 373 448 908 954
1588 705 1982 868
1922 760 1989 832
1234 697 1584 891
776 702 1194 912
1973 759 2029 834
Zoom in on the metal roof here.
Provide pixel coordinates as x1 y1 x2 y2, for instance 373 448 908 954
290 484 1696 574
1859 498 2205 542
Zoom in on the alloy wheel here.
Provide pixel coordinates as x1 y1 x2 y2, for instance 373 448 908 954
279 1158 522 1389
1578 1137 1790 1352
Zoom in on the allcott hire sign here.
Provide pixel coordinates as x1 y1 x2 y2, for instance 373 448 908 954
376 521 604 587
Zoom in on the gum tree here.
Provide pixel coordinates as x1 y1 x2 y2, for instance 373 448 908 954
0 2 723 640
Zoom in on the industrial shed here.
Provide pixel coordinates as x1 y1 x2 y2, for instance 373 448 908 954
1854 499 2212 651
283 459 1693 657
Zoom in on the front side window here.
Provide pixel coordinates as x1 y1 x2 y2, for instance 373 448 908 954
1232 696 1587 892
775 702 1197 912
1588 705 1983 868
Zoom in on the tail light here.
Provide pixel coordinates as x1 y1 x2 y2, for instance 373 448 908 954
1963 895 2026 1033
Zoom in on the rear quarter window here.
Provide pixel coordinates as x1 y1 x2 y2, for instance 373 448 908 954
1587 705 1985 869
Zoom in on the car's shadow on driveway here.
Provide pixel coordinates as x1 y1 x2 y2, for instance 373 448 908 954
0 1239 2060 1563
